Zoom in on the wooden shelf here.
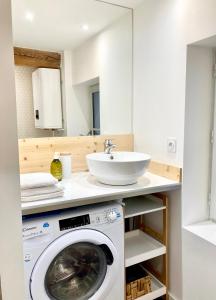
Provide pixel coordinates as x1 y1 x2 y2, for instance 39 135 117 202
124 195 166 219
136 267 166 300
125 230 166 267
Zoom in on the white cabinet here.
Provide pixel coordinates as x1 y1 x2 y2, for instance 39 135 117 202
32 68 62 129
124 195 168 300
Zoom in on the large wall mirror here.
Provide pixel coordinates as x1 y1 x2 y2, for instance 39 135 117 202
11 0 133 138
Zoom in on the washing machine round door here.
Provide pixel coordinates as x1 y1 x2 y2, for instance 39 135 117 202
30 229 119 300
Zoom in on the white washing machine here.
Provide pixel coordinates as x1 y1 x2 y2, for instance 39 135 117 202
22 201 124 300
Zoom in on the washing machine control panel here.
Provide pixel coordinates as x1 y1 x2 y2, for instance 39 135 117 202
59 214 90 231
106 211 118 222
90 207 121 225
58 207 121 231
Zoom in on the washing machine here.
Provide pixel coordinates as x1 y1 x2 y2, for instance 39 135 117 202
22 201 124 300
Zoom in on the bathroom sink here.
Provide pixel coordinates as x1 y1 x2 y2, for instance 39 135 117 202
86 152 151 185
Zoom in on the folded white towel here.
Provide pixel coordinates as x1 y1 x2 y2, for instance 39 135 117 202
21 184 64 197
21 190 64 202
20 173 58 190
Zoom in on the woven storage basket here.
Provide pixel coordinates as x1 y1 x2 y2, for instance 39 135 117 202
126 275 152 300
126 265 152 300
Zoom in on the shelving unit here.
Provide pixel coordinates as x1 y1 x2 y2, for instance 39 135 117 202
124 195 166 219
124 194 169 300
125 230 166 267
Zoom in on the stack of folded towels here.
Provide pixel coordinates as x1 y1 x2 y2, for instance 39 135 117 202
20 172 64 202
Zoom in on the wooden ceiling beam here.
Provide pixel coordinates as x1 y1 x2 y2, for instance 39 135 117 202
14 47 61 69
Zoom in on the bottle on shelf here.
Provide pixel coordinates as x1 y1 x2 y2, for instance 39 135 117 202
50 152 62 181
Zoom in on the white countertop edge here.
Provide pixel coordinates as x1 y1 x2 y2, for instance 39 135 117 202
21 171 180 215
183 220 216 247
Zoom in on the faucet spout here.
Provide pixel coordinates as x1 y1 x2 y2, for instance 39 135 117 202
104 139 116 154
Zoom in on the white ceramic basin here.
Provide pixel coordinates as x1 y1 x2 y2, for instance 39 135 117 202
86 151 151 185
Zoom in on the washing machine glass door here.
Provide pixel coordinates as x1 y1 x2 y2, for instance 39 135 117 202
30 229 118 300
45 242 107 300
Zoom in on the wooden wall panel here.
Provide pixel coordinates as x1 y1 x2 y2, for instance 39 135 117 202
19 135 134 174
149 161 182 182
14 47 61 69
18 134 181 182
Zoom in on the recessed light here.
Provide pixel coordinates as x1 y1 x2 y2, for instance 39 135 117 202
25 11 34 22
82 24 89 31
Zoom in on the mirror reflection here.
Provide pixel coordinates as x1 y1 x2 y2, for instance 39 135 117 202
11 0 133 138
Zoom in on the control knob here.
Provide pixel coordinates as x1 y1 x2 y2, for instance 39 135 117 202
106 211 118 222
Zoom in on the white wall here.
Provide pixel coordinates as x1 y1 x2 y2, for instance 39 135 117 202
133 0 216 166
64 12 132 136
133 0 186 166
133 0 216 299
182 229 216 300
99 13 132 135
0 0 25 299
168 190 182 300
62 51 94 136
72 38 100 85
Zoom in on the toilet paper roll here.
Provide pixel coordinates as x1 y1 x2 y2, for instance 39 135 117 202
60 153 72 179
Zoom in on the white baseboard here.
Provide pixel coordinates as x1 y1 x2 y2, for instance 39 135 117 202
169 293 178 300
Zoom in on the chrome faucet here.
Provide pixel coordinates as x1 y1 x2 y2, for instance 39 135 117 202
104 139 116 154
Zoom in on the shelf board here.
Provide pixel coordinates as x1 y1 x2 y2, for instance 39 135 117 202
124 195 166 219
125 230 166 267
136 267 166 300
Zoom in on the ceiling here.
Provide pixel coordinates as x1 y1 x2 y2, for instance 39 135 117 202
11 0 132 51
96 0 144 9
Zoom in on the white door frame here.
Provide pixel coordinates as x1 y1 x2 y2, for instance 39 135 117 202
210 66 216 220
0 1 25 299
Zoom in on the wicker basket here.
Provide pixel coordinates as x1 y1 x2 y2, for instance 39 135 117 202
126 265 152 300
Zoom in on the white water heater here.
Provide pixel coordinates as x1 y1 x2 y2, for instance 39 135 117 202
32 68 62 129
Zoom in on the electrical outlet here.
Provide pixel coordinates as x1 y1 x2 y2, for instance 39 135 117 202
167 138 177 153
